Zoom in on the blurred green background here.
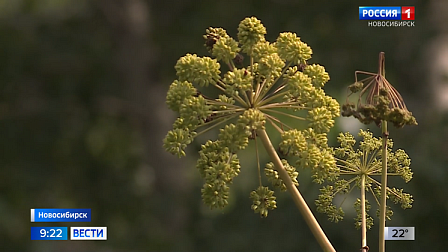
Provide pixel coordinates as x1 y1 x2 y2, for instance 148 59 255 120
1 0 447 251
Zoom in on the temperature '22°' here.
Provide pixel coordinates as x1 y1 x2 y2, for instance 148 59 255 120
385 227 415 240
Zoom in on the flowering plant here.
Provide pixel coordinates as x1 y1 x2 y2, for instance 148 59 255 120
163 16 338 251
163 18 416 252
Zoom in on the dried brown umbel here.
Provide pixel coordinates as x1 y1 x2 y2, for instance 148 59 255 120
341 52 417 128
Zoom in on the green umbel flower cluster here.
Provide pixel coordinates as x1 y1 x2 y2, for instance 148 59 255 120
275 32 312 65
315 129 413 227
250 186 277 218
315 185 345 223
163 17 339 216
237 17 267 54
175 54 221 87
279 128 338 184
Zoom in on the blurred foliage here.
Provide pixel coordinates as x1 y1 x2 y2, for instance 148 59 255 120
0 0 446 251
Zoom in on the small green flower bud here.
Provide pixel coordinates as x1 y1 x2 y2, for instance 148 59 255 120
204 27 229 52
238 17 267 54
306 87 326 108
257 53 285 80
175 54 220 87
303 64 330 88
196 140 241 180
237 108 265 130
215 94 235 111
323 96 341 118
218 123 250 152
252 41 277 62
275 32 312 64
284 71 313 103
197 140 227 177
223 68 253 95
284 66 298 77
279 129 307 156
296 144 321 170
173 117 189 130
250 186 277 217
163 128 196 157
211 36 240 63
302 128 328 149
205 161 235 184
179 96 212 129
202 180 230 209
312 148 338 184
166 80 197 112
307 107 334 133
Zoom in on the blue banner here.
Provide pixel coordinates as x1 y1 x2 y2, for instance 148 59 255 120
70 227 108 240
31 227 68 240
359 7 401 20
31 209 91 222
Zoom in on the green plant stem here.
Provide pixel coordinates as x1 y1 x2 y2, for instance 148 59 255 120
379 120 388 252
257 129 336 252
360 174 368 252
378 52 388 252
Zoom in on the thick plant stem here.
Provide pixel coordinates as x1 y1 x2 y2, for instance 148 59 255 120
379 120 388 252
257 129 336 252
360 174 368 252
